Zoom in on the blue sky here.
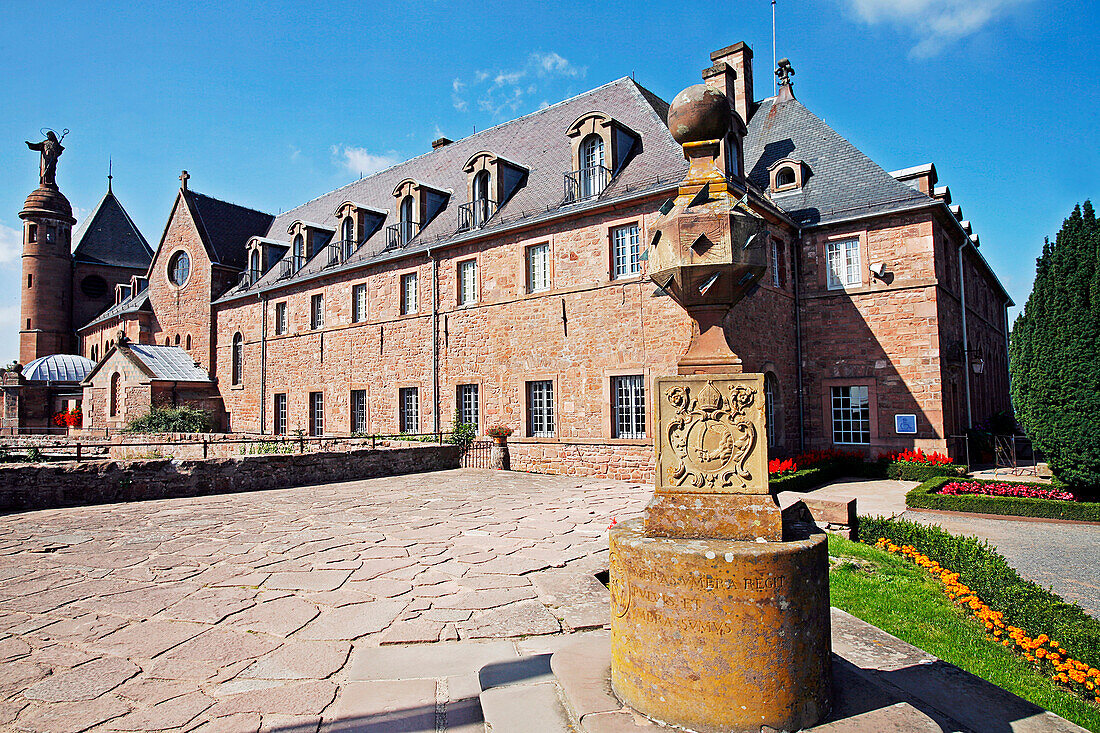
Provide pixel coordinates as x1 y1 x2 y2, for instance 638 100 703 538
0 0 1096 364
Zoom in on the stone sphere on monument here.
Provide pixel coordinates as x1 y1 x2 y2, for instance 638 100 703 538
666 84 732 144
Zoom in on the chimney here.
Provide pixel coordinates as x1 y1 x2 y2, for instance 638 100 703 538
431 137 453 150
704 43 754 123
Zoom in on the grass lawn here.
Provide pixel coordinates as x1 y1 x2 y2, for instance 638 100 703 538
828 534 1100 731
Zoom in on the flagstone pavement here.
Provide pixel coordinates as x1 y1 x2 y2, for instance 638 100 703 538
0 469 648 732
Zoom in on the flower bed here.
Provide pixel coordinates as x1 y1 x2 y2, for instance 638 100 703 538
767 447 965 493
939 480 1077 502
873 533 1100 704
907 476 1100 521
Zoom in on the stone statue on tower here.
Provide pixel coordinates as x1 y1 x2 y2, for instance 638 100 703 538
25 130 66 187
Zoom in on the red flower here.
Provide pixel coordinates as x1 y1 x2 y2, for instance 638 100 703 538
938 480 1076 502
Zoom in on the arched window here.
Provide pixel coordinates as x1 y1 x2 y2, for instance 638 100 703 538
249 250 260 282
342 217 355 258
232 332 243 386
472 170 491 226
775 166 796 188
293 234 305 271
726 137 742 178
579 134 606 199
168 250 191 286
186 334 192 350
399 196 414 245
109 373 120 417
764 373 781 447
90 345 98 361
174 334 180 346
164 337 170 346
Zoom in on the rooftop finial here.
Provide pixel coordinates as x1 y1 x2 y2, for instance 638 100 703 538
107 157 113 193
179 170 190 191
776 58 794 88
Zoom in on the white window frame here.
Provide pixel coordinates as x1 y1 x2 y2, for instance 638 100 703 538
401 272 419 315
275 302 288 335
831 385 871 445
274 393 287 435
457 384 479 430
352 284 367 323
770 240 781 287
400 387 419 433
765 374 778 447
458 259 478 306
826 238 861 290
528 380 555 438
309 391 324 436
526 243 550 293
351 389 366 434
612 375 645 439
612 224 642 280
310 293 324 329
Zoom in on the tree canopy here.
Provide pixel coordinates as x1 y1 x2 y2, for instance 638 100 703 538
1009 201 1100 492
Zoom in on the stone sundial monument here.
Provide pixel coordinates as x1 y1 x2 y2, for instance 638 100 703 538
609 85 831 732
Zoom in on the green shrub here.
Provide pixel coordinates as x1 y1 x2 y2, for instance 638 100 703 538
1010 202 1100 490
26 446 42 463
240 440 293 455
123 406 213 434
450 420 477 453
886 462 967 482
858 516 1100 672
906 476 1100 521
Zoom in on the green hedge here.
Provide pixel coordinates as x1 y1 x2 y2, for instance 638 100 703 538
859 516 1100 671
887 462 967 482
906 476 1100 522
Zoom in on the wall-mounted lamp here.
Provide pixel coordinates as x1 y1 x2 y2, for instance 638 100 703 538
869 261 889 280
971 358 985 375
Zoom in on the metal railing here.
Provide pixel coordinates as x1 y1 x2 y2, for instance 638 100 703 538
564 165 611 204
324 239 360 268
460 439 493 468
458 199 497 231
386 221 420 248
0 431 458 463
946 434 1042 474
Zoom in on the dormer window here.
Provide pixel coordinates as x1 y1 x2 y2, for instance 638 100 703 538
459 152 528 232
292 234 305 272
726 136 742 178
565 112 638 204
332 201 386 262
768 158 809 193
387 179 449 248
248 250 260 284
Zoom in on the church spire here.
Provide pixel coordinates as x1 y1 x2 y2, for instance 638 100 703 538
107 157 113 194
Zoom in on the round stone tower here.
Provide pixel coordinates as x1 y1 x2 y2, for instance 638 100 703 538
19 180 76 364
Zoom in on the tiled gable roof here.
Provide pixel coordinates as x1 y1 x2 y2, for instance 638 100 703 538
744 96 931 227
77 288 150 332
223 78 686 297
126 345 211 382
183 190 274 270
72 190 153 269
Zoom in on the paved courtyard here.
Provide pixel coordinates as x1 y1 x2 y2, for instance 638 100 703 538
0 469 647 732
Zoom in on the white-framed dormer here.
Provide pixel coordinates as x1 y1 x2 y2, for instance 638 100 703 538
244 236 289 285
768 158 811 193
333 201 387 260
388 179 450 247
565 111 638 202
459 152 528 231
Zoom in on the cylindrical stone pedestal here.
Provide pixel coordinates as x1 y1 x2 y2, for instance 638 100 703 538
610 519 831 733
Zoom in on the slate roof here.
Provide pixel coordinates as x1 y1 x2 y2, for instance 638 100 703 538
78 288 150 332
71 190 153 269
182 190 274 270
218 77 686 300
213 76 956 302
744 95 932 227
126 345 211 382
22 354 95 383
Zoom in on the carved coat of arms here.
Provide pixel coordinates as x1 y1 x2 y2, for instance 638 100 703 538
658 377 766 493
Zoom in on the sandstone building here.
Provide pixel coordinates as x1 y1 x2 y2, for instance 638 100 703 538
7 41 1013 480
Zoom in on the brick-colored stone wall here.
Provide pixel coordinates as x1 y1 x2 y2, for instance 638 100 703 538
72 262 146 335
0 443 459 512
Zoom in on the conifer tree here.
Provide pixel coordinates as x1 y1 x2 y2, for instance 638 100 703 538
1010 201 1100 492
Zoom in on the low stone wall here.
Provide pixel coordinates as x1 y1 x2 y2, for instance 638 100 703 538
507 440 655 483
0 443 459 513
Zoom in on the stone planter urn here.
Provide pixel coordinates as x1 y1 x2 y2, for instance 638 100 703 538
487 427 512 471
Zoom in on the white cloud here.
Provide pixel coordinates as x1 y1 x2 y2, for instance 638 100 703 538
0 221 21 265
845 0 1032 57
331 145 400 177
452 51 587 119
